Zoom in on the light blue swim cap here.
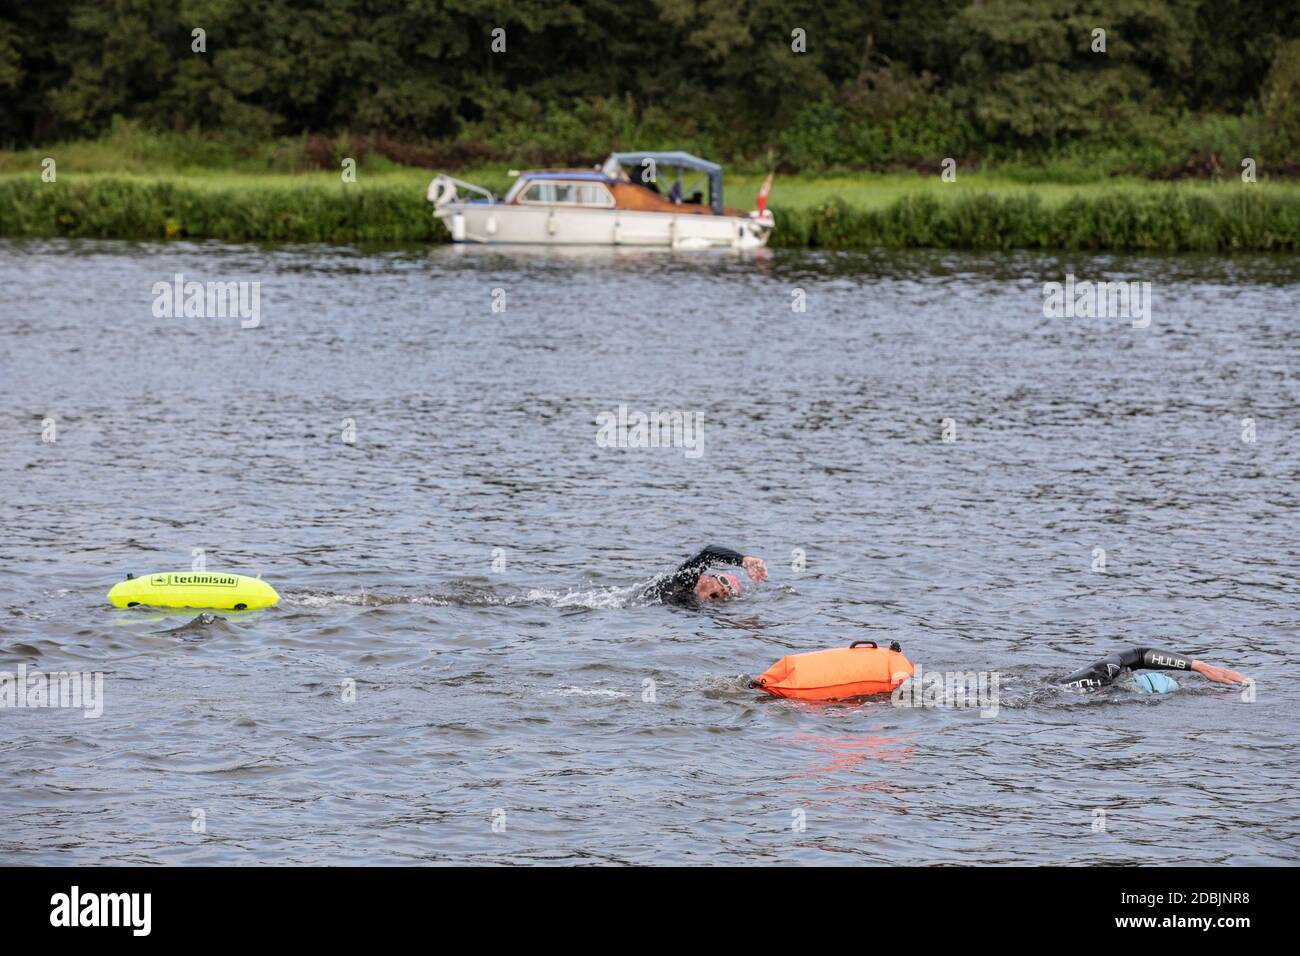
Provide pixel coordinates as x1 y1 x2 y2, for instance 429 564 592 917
1134 672 1179 694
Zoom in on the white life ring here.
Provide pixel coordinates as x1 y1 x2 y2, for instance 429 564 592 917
428 175 459 207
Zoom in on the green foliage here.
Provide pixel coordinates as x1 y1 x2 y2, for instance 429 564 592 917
768 186 1300 251
0 176 437 243
1260 39 1300 155
778 72 980 172
1 0 1297 173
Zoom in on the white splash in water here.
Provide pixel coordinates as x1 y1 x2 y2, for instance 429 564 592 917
284 586 634 610
524 586 635 609
553 686 628 699
286 592 452 608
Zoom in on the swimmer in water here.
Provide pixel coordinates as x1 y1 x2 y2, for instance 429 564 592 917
641 545 768 606
1060 646 1247 693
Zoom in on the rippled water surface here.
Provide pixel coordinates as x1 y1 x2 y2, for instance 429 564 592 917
1 239 1297 865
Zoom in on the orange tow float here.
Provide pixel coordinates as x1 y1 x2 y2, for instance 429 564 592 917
750 640 915 701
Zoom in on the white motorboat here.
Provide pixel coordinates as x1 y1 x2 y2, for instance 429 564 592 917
427 151 774 249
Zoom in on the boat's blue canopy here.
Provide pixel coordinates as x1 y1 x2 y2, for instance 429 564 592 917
605 151 724 214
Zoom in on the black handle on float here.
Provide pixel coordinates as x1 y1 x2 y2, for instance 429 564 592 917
850 639 904 652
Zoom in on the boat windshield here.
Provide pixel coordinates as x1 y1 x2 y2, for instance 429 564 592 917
503 176 528 204
515 180 614 207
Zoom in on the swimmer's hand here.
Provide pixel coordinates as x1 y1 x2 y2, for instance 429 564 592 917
742 556 767 583
1192 660 1248 685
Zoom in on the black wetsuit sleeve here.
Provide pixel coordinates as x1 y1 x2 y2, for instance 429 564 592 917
1132 648 1194 672
674 545 745 580
642 545 745 603
1060 647 1194 688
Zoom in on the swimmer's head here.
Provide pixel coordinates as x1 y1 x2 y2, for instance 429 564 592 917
1133 672 1179 694
695 572 741 601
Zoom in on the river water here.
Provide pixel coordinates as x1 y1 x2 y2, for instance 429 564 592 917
1 239 1296 865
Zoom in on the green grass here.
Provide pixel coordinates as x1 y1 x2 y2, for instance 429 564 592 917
731 171 1300 209
771 187 1300 251
0 173 437 244
3 129 1299 250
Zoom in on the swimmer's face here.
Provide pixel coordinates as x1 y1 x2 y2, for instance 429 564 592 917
694 575 739 601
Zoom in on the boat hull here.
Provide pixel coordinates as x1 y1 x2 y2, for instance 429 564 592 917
434 203 772 249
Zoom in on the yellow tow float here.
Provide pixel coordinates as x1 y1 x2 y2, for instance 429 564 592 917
107 572 280 610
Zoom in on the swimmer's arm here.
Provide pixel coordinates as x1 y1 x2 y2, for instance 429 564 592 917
640 548 736 602
1126 647 1192 672
1130 647 1248 685
1190 660 1249 685
674 546 744 583
673 546 767 585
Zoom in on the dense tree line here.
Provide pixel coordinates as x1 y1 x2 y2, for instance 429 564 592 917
2 0 1298 169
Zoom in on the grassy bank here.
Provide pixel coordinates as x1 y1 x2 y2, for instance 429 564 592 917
769 183 1300 252
0 173 438 244
4 170 1298 252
